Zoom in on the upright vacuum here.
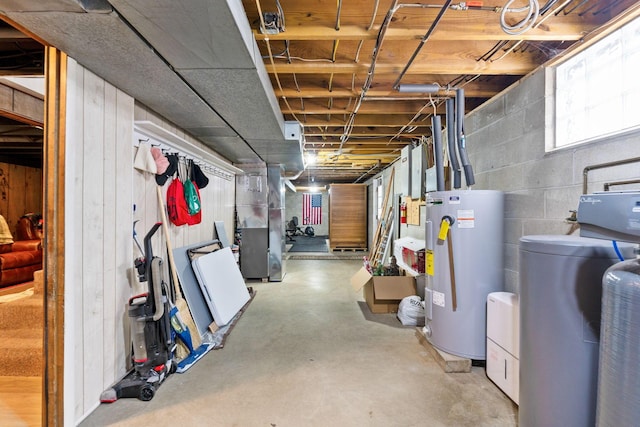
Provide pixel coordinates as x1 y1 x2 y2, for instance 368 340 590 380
101 222 174 402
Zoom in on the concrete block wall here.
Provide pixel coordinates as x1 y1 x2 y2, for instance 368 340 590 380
365 66 640 292
466 67 640 293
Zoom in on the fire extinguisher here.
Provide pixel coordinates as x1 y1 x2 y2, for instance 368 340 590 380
400 201 407 224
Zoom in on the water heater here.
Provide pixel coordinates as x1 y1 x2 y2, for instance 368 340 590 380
424 190 504 360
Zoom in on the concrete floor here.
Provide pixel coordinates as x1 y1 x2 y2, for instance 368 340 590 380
80 259 518 426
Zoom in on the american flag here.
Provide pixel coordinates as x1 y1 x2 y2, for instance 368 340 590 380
302 193 322 225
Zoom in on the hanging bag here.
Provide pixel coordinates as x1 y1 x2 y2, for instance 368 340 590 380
185 160 202 225
184 159 201 215
184 180 201 215
166 156 190 226
166 177 189 226
186 182 202 225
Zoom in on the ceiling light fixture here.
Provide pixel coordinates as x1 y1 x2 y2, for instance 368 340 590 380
305 152 317 165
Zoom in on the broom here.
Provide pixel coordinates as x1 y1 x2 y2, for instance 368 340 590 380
156 186 203 357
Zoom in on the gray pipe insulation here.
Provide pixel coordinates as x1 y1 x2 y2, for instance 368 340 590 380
432 115 445 191
456 88 475 187
445 98 462 189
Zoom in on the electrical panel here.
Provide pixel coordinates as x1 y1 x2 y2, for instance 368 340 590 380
399 145 412 196
411 145 426 199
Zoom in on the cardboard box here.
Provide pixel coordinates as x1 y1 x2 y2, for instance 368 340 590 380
350 267 417 313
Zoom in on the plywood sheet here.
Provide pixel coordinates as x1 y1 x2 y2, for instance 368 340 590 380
329 184 367 249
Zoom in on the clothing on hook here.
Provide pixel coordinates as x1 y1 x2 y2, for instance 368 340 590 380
134 142 157 174
151 146 170 174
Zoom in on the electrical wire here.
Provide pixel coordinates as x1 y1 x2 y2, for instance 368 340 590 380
539 0 558 14
338 0 399 152
276 0 286 31
391 0 453 89
576 0 601 16
353 0 381 66
499 0 567 35
494 0 573 60
264 55 334 63
558 0 589 15
478 40 509 61
368 0 381 29
292 73 301 92
354 41 364 63
387 100 434 144
500 0 540 35
262 37 301 123
284 40 291 63
590 0 623 16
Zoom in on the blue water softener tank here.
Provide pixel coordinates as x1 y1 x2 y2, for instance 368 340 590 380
424 190 504 360
518 235 634 427
597 258 640 426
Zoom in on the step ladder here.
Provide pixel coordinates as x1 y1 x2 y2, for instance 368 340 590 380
368 171 394 269
371 206 393 268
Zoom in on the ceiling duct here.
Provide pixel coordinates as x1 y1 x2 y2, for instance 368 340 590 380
0 0 305 173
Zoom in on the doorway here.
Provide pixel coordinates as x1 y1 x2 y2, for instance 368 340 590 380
0 18 55 427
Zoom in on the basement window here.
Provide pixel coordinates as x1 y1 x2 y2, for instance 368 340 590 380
552 16 640 150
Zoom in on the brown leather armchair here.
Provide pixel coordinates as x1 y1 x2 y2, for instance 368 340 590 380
0 214 43 289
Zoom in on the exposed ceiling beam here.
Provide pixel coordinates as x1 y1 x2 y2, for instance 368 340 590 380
303 127 430 137
295 115 435 127
274 87 498 98
253 22 591 42
264 58 536 75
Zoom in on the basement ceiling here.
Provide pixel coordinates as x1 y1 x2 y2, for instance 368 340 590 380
0 1 638 186
241 0 640 186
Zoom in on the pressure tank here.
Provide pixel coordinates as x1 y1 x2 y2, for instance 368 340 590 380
519 235 634 427
424 190 504 360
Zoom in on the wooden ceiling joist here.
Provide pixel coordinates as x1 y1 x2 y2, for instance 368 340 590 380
253 21 592 42
241 0 640 185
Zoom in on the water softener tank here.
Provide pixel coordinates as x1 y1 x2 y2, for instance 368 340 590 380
518 235 634 427
597 259 640 426
424 190 504 360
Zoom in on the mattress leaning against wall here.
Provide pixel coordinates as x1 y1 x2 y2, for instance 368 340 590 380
191 247 251 326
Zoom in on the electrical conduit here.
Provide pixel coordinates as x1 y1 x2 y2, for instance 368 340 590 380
456 88 475 187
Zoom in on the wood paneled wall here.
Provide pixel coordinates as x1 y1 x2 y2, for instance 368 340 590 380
64 59 236 424
0 162 42 237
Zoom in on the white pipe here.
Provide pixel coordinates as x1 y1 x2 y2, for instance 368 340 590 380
397 84 440 93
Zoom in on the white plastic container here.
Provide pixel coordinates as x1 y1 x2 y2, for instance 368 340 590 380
486 292 519 404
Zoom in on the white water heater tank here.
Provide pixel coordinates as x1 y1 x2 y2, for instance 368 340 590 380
425 190 504 360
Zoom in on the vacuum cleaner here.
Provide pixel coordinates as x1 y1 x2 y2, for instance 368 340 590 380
101 222 174 402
